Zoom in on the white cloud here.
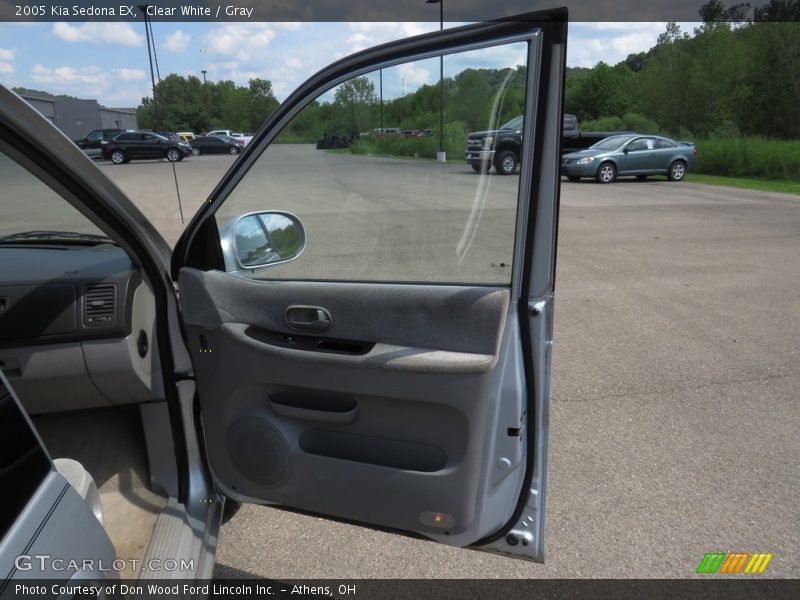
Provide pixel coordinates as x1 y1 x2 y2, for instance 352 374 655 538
31 64 109 87
343 22 438 55
0 62 13 75
114 68 146 81
0 48 14 61
202 23 278 61
397 62 430 86
51 22 143 47
164 30 191 53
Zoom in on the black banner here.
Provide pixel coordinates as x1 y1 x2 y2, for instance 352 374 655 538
2 579 800 600
0 0 799 22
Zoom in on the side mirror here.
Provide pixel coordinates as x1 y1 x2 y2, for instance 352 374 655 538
622 147 629 154
220 211 306 273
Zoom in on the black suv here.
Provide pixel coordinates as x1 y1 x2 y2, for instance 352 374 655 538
101 132 192 164
73 129 126 158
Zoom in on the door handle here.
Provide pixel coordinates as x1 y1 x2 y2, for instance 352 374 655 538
285 305 332 332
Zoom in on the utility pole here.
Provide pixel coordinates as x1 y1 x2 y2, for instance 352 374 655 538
379 69 383 133
138 5 159 129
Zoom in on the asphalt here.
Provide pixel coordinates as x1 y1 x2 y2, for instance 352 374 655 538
92 148 800 578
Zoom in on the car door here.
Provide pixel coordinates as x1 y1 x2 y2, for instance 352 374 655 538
619 137 656 174
172 11 566 561
141 133 164 159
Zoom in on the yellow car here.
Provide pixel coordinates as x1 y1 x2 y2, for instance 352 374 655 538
177 131 195 142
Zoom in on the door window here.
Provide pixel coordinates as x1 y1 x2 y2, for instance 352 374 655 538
627 138 654 152
214 41 532 285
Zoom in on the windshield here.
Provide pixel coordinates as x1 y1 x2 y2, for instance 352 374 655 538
591 135 634 151
499 115 523 131
0 151 107 241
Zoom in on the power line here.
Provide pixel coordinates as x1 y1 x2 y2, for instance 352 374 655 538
148 16 161 83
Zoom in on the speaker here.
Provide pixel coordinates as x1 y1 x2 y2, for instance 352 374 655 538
226 418 291 488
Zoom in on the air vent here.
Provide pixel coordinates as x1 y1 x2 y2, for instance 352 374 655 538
84 284 116 326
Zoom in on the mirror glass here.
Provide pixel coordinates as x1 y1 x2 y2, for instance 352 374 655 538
233 212 305 268
258 213 305 260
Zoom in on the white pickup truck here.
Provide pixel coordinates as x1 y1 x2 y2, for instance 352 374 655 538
207 130 253 146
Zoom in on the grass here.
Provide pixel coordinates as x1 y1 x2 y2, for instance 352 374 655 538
694 137 800 181
685 173 800 195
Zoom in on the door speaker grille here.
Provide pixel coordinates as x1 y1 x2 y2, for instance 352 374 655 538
226 418 291 488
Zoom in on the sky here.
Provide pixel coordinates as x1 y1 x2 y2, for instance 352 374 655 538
0 21 686 107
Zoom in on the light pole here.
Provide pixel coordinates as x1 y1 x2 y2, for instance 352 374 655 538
379 69 383 133
201 70 207 84
426 0 445 162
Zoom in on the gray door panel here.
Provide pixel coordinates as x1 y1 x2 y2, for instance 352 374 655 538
179 268 509 356
179 268 526 542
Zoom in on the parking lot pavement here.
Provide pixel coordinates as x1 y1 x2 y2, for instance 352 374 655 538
100 149 800 578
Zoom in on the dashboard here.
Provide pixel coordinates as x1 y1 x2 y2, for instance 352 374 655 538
0 244 163 414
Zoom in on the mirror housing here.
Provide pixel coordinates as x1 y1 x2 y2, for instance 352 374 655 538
219 211 306 274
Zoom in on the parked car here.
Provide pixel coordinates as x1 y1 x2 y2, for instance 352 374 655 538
100 131 193 164
465 114 625 175
177 131 195 142
191 135 243 155
560 134 698 183
0 10 566 581
73 129 126 158
208 130 253 146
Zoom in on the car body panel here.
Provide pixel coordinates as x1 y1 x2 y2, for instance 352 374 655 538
0 371 116 585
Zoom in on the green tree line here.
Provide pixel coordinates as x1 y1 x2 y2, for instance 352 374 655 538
565 7 800 141
276 65 527 147
137 74 279 133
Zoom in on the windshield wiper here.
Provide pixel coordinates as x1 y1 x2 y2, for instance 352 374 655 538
0 230 117 246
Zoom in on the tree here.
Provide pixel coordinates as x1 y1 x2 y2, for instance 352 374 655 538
333 76 378 134
137 75 280 133
565 62 631 120
247 78 279 132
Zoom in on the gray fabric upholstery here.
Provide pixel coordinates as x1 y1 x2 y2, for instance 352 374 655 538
178 268 509 356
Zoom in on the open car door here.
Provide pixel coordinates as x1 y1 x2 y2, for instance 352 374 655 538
172 10 566 561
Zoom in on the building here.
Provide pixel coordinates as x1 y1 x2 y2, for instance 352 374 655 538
20 93 138 140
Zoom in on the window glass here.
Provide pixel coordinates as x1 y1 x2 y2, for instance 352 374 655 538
0 151 105 238
656 139 676 149
87 131 103 141
215 41 534 285
627 138 653 152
